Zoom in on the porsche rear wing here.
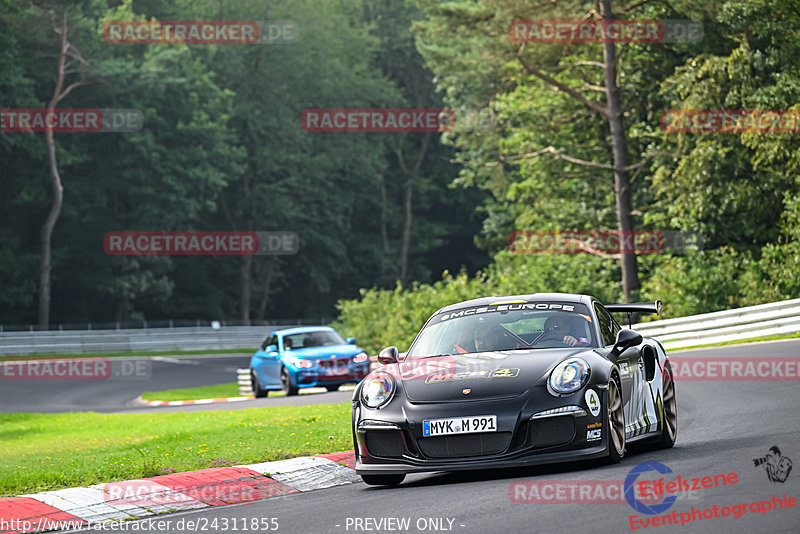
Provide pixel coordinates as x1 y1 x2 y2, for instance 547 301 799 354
606 301 662 316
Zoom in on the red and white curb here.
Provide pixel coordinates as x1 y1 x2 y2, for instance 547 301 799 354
0 452 358 533
137 396 254 407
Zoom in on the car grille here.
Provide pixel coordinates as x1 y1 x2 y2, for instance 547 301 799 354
365 431 405 458
529 416 575 448
316 357 352 380
417 432 512 458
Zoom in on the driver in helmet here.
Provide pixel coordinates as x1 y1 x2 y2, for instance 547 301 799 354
542 313 586 347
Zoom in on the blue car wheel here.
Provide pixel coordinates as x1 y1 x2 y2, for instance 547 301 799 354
251 369 268 398
281 366 299 396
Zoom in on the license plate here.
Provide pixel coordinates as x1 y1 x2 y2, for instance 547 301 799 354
422 415 497 437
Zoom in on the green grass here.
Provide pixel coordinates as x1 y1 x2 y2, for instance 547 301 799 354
0 404 352 497
140 383 244 401
1 348 252 360
666 331 800 352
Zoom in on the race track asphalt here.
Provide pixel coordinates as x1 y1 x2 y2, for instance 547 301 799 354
0 354 353 413
60 339 800 534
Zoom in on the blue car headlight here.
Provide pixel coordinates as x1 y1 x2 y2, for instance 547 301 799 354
288 357 313 369
549 358 589 394
360 373 395 408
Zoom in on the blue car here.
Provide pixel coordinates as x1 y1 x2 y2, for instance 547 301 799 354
249 326 370 396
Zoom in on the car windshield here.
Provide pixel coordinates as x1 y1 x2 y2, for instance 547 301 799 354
406 302 597 357
282 331 345 350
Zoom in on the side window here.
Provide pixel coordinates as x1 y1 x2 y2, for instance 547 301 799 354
594 303 616 346
264 335 277 350
609 314 621 340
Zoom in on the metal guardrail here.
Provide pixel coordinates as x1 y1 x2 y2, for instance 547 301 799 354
0 325 304 355
633 298 800 349
0 318 329 333
4 299 798 356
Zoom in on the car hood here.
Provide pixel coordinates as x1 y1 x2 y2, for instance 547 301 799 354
394 349 594 402
285 344 361 359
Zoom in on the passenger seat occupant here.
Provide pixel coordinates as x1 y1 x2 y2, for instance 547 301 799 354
473 323 516 352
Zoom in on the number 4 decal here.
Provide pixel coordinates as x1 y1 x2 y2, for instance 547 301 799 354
585 389 601 417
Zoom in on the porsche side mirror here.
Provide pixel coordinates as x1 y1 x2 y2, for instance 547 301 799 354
265 344 278 353
611 329 642 355
378 346 399 364
346 337 357 345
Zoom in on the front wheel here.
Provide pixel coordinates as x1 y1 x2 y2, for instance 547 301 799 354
281 367 298 396
607 377 626 463
655 361 677 449
360 474 405 486
251 369 268 398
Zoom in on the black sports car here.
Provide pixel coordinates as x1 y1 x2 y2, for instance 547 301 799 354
351 293 677 486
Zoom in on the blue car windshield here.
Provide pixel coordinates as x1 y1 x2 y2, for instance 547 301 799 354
407 302 597 357
283 331 345 350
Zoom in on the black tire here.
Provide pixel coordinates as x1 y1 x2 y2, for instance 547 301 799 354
360 474 405 486
281 367 298 396
607 377 626 463
325 385 340 392
656 361 677 449
251 369 269 398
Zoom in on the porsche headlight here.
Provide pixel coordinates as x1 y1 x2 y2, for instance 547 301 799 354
549 358 589 394
361 373 395 408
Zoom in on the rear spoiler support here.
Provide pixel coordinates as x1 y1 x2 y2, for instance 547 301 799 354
605 301 662 328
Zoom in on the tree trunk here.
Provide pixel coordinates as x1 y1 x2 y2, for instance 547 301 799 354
400 179 413 285
601 0 639 302
379 175 390 254
240 254 252 325
38 12 69 330
255 259 276 322
397 132 431 287
115 294 129 325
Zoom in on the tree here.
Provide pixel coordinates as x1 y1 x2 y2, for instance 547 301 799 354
36 7 93 329
411 0 716 301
